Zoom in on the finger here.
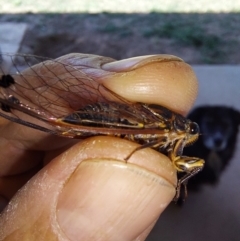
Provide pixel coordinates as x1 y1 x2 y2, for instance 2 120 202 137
101 54 198 115
0 136 176 240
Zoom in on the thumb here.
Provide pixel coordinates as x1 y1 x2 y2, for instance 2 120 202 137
0 136 176 241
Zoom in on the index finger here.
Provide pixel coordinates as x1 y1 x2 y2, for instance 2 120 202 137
102 54 198 115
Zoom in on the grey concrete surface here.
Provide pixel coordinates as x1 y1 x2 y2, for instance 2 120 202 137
0 23 28 53
193 65 240 109
0 23 28 72
148 65 240 241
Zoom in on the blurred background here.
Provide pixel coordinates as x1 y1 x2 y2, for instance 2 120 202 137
1 0 240 63
1 1 240 240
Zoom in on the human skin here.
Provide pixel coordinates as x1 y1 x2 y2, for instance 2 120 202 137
0 54 198 241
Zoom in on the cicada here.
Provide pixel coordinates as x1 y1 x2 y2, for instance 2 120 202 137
0 53 204 201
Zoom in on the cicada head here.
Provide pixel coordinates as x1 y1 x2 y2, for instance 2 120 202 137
173 114 200 147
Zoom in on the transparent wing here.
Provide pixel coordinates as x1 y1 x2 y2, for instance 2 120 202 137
1 53 131 115
0 53 149 136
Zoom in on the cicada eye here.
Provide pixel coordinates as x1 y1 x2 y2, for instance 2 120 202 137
189 122 199 135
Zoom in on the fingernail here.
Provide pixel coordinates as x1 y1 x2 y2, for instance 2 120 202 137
57 159 175 240
102 54 183 72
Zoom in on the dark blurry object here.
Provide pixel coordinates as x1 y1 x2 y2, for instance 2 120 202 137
183 106 240 190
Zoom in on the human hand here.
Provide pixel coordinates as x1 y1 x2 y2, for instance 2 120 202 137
0 54 198 240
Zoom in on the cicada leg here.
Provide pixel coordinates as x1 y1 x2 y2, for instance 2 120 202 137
174 166 203 202
124 137 167 161
169 140 205 201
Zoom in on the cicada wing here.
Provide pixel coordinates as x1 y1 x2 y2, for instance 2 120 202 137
0 53 134 135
